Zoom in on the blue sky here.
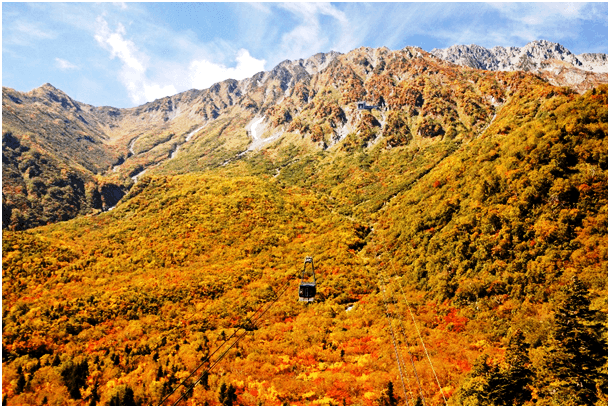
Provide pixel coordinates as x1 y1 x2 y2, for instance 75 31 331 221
3 2 608 108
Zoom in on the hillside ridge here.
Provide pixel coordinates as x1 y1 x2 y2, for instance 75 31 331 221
431 39 608 73
2 41 608 230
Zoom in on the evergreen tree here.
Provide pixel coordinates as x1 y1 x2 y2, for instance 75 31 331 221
538 276 607 405
200 371 209 390
219 383 237 406
486 329 533 405
454 354 493 405
15 372 26 395
61 360 89 400
109 393 120 406
89 381 100 406
108 386 137 406
122 387 136 406
377 381 398 406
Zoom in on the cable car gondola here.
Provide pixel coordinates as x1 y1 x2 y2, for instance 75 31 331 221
298 256 316 302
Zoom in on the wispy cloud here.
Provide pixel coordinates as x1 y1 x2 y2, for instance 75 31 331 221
4 19 57 47
55 58 79 70
488 2 591 26
113 2 127 11
247 2 271 14
94 15 176 104
437 2 607 48
276 2 349 60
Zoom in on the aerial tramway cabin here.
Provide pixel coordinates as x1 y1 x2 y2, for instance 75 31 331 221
298 256 317 302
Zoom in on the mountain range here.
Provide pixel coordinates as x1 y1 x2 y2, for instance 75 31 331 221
3 40 607 230
1 39 608 406
431 39 607 73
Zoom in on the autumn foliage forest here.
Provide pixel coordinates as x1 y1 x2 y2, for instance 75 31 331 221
2 46 608 406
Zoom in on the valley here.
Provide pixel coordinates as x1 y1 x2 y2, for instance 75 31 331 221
2 41 608 406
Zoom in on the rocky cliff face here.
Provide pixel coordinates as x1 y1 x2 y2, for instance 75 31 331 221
431 39 608 73
2 41 607 230
576 52 608 72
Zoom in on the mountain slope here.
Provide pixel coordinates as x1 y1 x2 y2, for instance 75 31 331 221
1 39 607 405
3 42 607 231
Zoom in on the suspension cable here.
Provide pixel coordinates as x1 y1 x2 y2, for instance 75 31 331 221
170 277 292 406
379 263 427 406
381 272 425 406
159 277 292 406
379 276 409 405
395 312 428 405
394 275 448 406
396 343 417 406
392 304 417 406
376 245 448 406
383 277 428 406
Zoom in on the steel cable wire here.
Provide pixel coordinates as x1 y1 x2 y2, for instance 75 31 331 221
170 278 292 406
159 277 292 406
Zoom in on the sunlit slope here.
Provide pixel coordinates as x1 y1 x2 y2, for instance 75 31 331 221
1 78 607 405
1 175 374 405
368 85 608 404
374 84 607 305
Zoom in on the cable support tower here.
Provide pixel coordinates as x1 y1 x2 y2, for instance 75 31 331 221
159 277 292 406
379 276 410 405
390 270 448 406
379 264 427 406
392 302 418 406
395 308 428 405
169 277 292 406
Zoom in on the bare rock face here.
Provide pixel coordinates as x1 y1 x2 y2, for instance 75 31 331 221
577 53 608 73
2 42 607 230
431 39 607 73
300 51 342 75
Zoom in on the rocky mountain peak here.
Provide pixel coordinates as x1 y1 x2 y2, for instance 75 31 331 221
40 82 59 90
431 39 607 74
27 82 83 112
300 50 342 75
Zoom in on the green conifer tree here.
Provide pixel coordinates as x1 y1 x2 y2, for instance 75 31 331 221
538 276 607 405
486 329 532 405
219 383 237 406
377 381 398 406
453 354 493 405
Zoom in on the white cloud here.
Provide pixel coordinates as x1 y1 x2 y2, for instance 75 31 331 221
55 58 79 70
143 83 178 103
94 15 176 104
276 2 349 60
489 2 590 25
4 19 57 47
113 2 128 11
247 2 271 14
189 49 266 89
94 18 146 74
14 20 56 40
282 2 347 23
